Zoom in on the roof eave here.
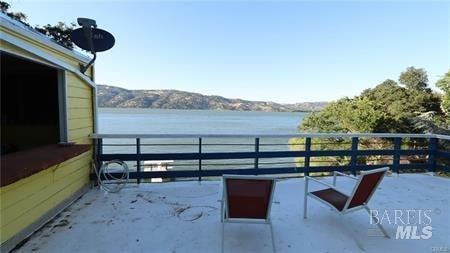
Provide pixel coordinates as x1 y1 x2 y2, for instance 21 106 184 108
0 12 92 64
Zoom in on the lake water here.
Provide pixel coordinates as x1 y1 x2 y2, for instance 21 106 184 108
98 108 307 174
98 108 306 135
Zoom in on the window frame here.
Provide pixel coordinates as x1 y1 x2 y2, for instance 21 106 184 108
57 69 68 143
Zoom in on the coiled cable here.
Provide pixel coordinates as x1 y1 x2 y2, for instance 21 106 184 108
93 160 129 193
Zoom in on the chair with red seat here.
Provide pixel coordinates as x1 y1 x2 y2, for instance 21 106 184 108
303 167 390 250
220 174 277 253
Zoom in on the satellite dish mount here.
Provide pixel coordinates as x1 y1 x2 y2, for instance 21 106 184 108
77 18 97 73
71 18 115 74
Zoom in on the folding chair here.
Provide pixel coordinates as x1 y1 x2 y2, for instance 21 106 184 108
220 175 277 253
303 167 390 250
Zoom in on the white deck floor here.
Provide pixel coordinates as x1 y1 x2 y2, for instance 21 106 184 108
14 173 449 253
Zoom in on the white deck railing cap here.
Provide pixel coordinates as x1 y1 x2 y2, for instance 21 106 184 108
89 133 450 140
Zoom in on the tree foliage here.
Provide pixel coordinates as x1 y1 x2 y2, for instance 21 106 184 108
0 1 27 22
436 70 450 116
300 98 385 133
1 1 75 49
35 22 75 49
291 67 446 168
399 66 429 90
300 69 441 134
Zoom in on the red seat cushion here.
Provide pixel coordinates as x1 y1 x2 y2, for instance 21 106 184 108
310 188 349 211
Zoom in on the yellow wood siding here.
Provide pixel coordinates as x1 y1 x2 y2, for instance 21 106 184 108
68 97 92 109
0 151 92 243
66 72 94 144
67 85 92 98
0 41 50 66
68 118 93 131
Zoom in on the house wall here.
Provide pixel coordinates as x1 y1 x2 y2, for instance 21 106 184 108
0 23 95 249
67 72 94 144
0 152 91 243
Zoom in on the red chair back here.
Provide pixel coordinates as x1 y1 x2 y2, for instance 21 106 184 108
348 168 388 209
225 177 274 219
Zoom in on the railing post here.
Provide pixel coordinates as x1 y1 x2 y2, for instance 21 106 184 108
254 138 259 171
393 137 402 174
95 138 103 179
428 137 438 173
198 137 202 181
350 137 358 175
136 138 141 184
304 137 311 176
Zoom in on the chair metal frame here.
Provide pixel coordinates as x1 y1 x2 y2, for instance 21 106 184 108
220 174 277 253
303 167 390 251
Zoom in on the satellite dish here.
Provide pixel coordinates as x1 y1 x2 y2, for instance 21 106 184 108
70 18 115 73
71 28 115 52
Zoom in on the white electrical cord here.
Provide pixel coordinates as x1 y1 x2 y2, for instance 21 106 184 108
93 160 129 193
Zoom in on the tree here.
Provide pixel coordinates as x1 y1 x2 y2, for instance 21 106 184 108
292 67 445 168
299 98 385 133
35 22 75 49
292 98 388 167
0 1 27 23
0 1 7 12
1 1 75 49
436 70 450 116
359 70 441 133
399 66 429 90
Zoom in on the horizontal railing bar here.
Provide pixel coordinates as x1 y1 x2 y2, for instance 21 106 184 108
201 161 298 166
102 144 140 146
310 143 352 145
92 163 432 180
136 161 299 167
98 149 430 162
307 164 428 172
101 143 354 146
98 151 286 161
261 143 305 146
436 150 450 159
102 143 306 147
100 143 430 148
92 168 300 180
435 134 450 141
199 143 254 146
169 163 253 167
90 133 441 139
436 165 450 171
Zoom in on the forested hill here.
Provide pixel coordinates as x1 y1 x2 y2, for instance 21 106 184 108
97 85 327 112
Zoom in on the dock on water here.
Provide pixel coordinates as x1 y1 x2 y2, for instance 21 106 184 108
143 160 174 182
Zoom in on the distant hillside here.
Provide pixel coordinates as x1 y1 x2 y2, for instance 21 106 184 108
97 85 327 112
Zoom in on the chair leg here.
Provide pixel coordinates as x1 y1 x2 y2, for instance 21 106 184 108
340 214 365 251
220 201 224 222
221 222 225 253
364 206 390 238
303 178 308 219
376 221 390 239
269 223 276 253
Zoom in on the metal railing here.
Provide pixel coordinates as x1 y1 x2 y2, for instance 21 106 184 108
91 133 450 182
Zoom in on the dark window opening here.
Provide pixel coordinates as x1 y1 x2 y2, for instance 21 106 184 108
1 52 60 155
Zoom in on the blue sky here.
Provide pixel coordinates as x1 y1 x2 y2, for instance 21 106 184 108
11 1 450 103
